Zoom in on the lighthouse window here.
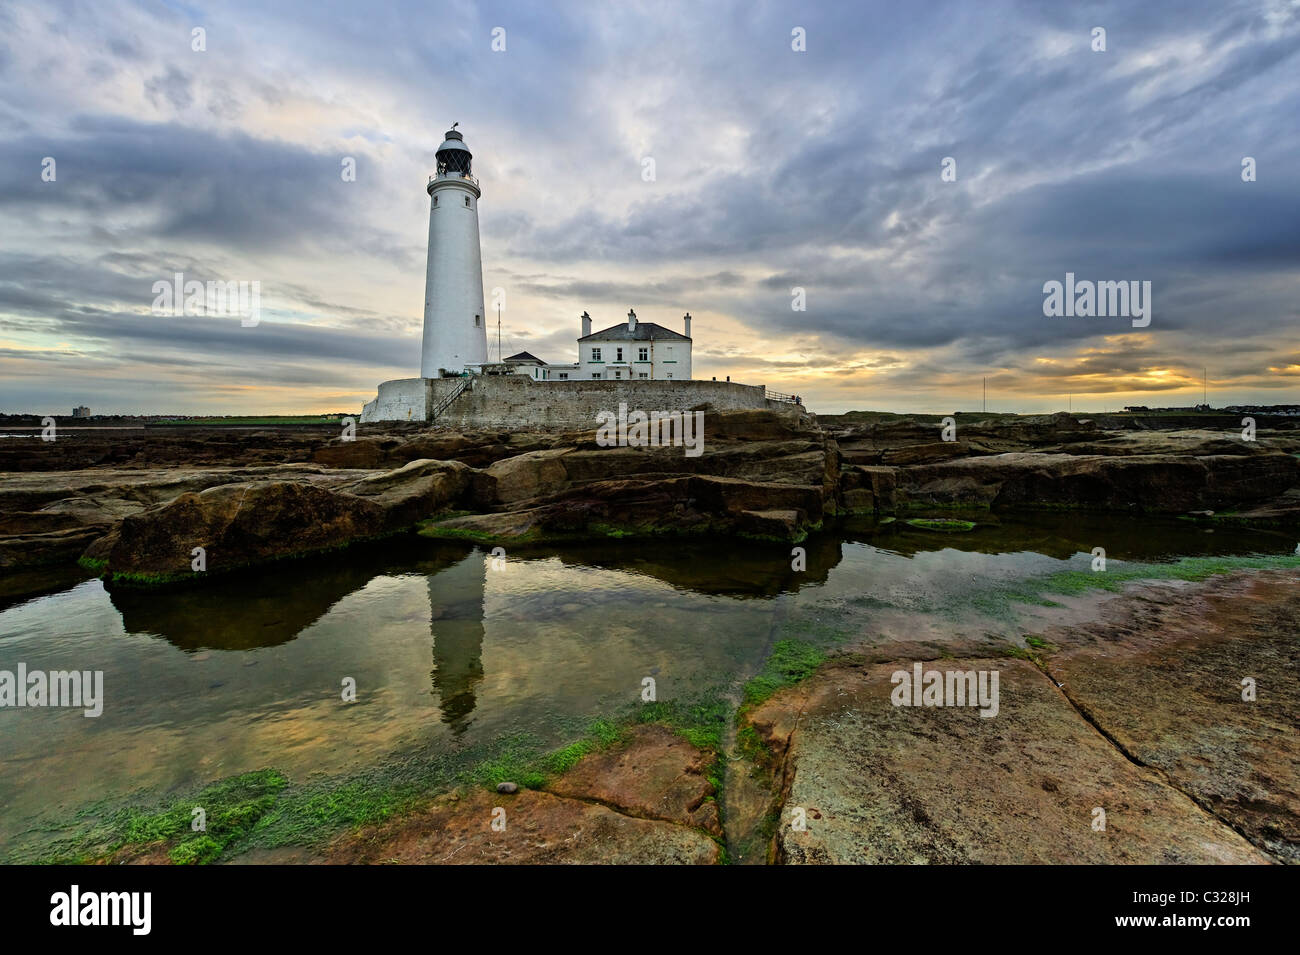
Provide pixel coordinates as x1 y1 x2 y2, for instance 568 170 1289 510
465 197 471 207
475 315 481 327
433 196 438 206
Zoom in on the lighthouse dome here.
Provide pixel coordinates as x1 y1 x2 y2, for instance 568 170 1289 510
436 127 473 175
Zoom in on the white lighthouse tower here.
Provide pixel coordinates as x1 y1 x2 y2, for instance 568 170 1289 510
420 125 488 377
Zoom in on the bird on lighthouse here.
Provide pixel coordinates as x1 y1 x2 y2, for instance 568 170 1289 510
421 125 488 378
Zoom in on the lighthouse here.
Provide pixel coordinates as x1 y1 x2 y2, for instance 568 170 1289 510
420 125 488 377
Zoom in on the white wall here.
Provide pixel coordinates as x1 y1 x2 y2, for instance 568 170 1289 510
546 363 580 381
432 376 769 428
360 377 430 423
360 375 786 426
575 336 691 381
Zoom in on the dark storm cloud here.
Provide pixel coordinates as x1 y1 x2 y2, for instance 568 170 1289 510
144 66 194 112
0 253 414 370
0 0 1298 412
507 269 747 303
55 311 414 366
0 115 391 251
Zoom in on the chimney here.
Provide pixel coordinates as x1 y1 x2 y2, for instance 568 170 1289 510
683 312 692 338
627 308 637 333
581 310 591 338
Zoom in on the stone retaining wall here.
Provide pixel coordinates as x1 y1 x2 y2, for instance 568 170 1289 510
362 375 796 429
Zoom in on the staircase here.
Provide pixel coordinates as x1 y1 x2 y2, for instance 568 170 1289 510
431 377 471 422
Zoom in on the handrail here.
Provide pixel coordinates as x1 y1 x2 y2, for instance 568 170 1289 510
766 389 801 404
431 377 470 421
428 172 480 189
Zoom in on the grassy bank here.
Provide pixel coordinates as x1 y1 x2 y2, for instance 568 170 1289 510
10 687 738 865
971 552 1300 619
8 629 843 866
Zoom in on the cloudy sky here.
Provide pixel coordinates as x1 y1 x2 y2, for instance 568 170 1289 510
1 0 1298 415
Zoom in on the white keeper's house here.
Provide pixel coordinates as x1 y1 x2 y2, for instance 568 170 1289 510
536 309 692 381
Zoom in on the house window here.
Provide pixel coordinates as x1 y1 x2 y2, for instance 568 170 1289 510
638 347 648 361
592 372 601 379
616 347 623 361
638 372 648 379
591 348 601 361
614 370 622 379
558 373 568 380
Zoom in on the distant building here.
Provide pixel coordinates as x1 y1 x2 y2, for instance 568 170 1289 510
503 350 545 367
501 351 548 381
72 406 90 418
1226 404 1300 416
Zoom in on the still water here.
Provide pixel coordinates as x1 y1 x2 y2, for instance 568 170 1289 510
0 514 1290 848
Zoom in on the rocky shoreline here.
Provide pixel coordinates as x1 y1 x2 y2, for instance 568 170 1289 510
2 409 1297 592
4 411 1298 865
310 568 1297 865
747 569 1298 865
79 568 1296 866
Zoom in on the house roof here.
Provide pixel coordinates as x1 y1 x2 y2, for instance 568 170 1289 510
503 351 546 365
579 321 690 343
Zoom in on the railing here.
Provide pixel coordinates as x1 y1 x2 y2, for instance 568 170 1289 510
766 389 802 404
428 172 480 189
431 377 470 421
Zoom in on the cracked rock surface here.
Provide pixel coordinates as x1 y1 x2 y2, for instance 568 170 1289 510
745 572 1299 864
324 724 722 865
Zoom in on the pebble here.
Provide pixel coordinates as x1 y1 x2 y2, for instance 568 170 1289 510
496 781 519 794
